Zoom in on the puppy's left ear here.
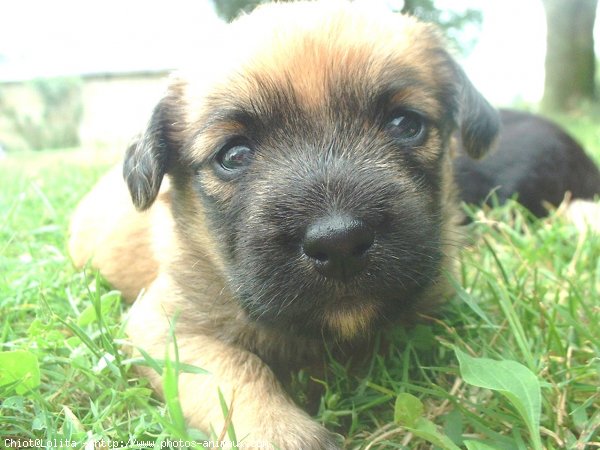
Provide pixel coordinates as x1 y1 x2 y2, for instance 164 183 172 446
451 59 500 159
123 86 185 211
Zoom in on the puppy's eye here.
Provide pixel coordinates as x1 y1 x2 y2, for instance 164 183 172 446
386 110 425 143
214 140 254 179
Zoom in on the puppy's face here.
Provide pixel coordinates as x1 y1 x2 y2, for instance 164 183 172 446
124 1 498 340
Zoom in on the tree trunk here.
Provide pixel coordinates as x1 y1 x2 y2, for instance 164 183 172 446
542 0 598 112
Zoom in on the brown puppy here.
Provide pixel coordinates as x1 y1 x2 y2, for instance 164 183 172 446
69 2 499 448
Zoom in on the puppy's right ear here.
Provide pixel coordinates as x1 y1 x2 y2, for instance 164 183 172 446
123 92 184 211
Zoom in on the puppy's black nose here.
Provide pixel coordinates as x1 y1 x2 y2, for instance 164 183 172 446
302 214 374 281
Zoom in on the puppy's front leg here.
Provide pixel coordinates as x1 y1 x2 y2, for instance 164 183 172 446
127 277 340 450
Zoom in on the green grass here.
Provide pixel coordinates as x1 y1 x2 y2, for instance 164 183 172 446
1 133 599 449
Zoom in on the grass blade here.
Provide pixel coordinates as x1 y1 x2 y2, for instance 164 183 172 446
455 348 543 450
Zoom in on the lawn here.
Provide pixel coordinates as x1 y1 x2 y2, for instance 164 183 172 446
0 124 599 449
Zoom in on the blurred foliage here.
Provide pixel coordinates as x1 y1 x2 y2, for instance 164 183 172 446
211 0 482 53
400 0 483 52
212 0 264 21
0 77 83 152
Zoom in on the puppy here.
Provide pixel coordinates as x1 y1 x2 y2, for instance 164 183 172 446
68 2 499 448
454 109 600 217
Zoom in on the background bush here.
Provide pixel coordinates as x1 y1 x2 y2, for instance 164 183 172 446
0 77 83 152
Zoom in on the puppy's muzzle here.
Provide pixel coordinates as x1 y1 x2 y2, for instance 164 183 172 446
302 214 375 281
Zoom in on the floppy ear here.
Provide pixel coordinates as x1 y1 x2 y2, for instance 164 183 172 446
453 61 500 159
123 93 183 211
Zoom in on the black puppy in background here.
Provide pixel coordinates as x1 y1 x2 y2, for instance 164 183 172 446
454 109 600 217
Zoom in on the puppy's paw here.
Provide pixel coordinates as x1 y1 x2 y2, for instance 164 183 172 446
235 413 342 450
283 425 343 450
263 425 342 450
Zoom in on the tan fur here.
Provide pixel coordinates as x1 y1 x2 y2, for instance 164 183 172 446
68 2 493 449
69 166 170 301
